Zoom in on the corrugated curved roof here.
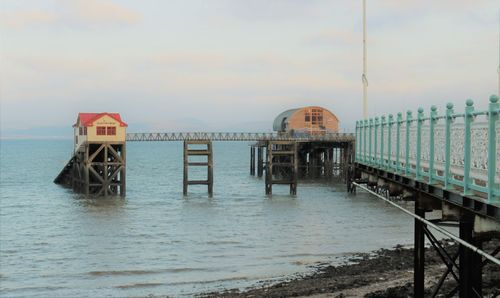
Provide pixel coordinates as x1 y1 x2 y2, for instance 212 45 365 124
273 108 299 131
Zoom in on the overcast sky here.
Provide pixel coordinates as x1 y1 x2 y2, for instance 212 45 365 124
0 0 499 137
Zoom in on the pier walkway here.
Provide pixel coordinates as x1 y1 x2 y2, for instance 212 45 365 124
351 95 500 298
126 132 354 142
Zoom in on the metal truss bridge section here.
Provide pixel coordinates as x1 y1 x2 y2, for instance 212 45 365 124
126 132 355 142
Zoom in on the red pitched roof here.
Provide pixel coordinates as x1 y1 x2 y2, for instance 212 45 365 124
74 113 128 127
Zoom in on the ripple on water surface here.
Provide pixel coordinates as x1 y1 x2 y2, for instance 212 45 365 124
0 140 417 297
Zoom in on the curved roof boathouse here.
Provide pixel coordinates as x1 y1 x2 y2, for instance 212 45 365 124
273 106 339 135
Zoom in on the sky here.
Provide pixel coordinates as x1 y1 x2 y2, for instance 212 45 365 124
0 0 499 138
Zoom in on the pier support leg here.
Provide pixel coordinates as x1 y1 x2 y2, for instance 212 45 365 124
414 197 425 298
471 238 483 296
183 142 188 196
257 147 263 177
208 142 213 197
459 216 475 298
119 144 126 196
183 141 213 197
250 147 256 176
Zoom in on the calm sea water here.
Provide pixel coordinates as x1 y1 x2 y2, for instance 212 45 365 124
1 140 416 297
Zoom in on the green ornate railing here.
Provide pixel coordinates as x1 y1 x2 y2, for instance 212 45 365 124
355 95 500 204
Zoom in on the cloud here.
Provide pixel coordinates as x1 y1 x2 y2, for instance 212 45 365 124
305 29 358 47
0 10 57 28
61 0 141 25
0 0 141 29
220 0 327 21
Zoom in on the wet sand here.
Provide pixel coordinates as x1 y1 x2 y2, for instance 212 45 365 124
200 239 500 298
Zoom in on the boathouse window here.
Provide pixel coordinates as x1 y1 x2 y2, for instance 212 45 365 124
305 112 311 122
79 127 83 135
311 109 323 126
107 127 116 135
84 127 87 135
97 126 106 135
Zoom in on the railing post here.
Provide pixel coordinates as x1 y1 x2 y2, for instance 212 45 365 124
429 105 437 185
487 95 499 202
396 112 402 173
355 121 359 161
445 103 454 189
405 110 412 175
416 107 424 181
369 118 373 165
360 120 364 162
364 119 368 163
463 99 474 195
374 117 379 166
380 116 385 168
387 114 393 170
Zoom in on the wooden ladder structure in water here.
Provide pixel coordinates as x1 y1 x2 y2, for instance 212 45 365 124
265 141 298 195
183 141 213 197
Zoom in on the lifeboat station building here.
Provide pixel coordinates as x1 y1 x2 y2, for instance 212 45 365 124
54 112 127 197
73 113 128 152
273 106 339 135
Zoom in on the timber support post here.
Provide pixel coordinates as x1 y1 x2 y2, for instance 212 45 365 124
265 141 297 195
54 142 126 197
257 146 264 177
183 140 214 197
250 146 256 176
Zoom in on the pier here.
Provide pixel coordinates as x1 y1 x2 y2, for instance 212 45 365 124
350 96 500 297
53 101 500 297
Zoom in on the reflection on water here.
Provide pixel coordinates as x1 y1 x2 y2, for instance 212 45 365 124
1 140 417 297
74 194 127 211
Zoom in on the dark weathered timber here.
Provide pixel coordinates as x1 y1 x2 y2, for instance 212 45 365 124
253 139 355 194
183 140 213 197
257 147 264 177
54 142 126 197
265 141 298 195
250 147 255 176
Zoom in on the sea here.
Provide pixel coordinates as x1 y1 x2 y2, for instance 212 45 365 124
0 140 417 297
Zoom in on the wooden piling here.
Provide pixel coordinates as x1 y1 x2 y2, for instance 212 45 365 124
183 140 214 197
257 146 264 177
54 142 126 197
250 146 256 176
265 141 297 195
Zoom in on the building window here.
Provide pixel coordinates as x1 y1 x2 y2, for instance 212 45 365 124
79 127 83 135
107 127 116 135
97 126 106 135
84 127 87 135
305 112 311 122
311 109 323 126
